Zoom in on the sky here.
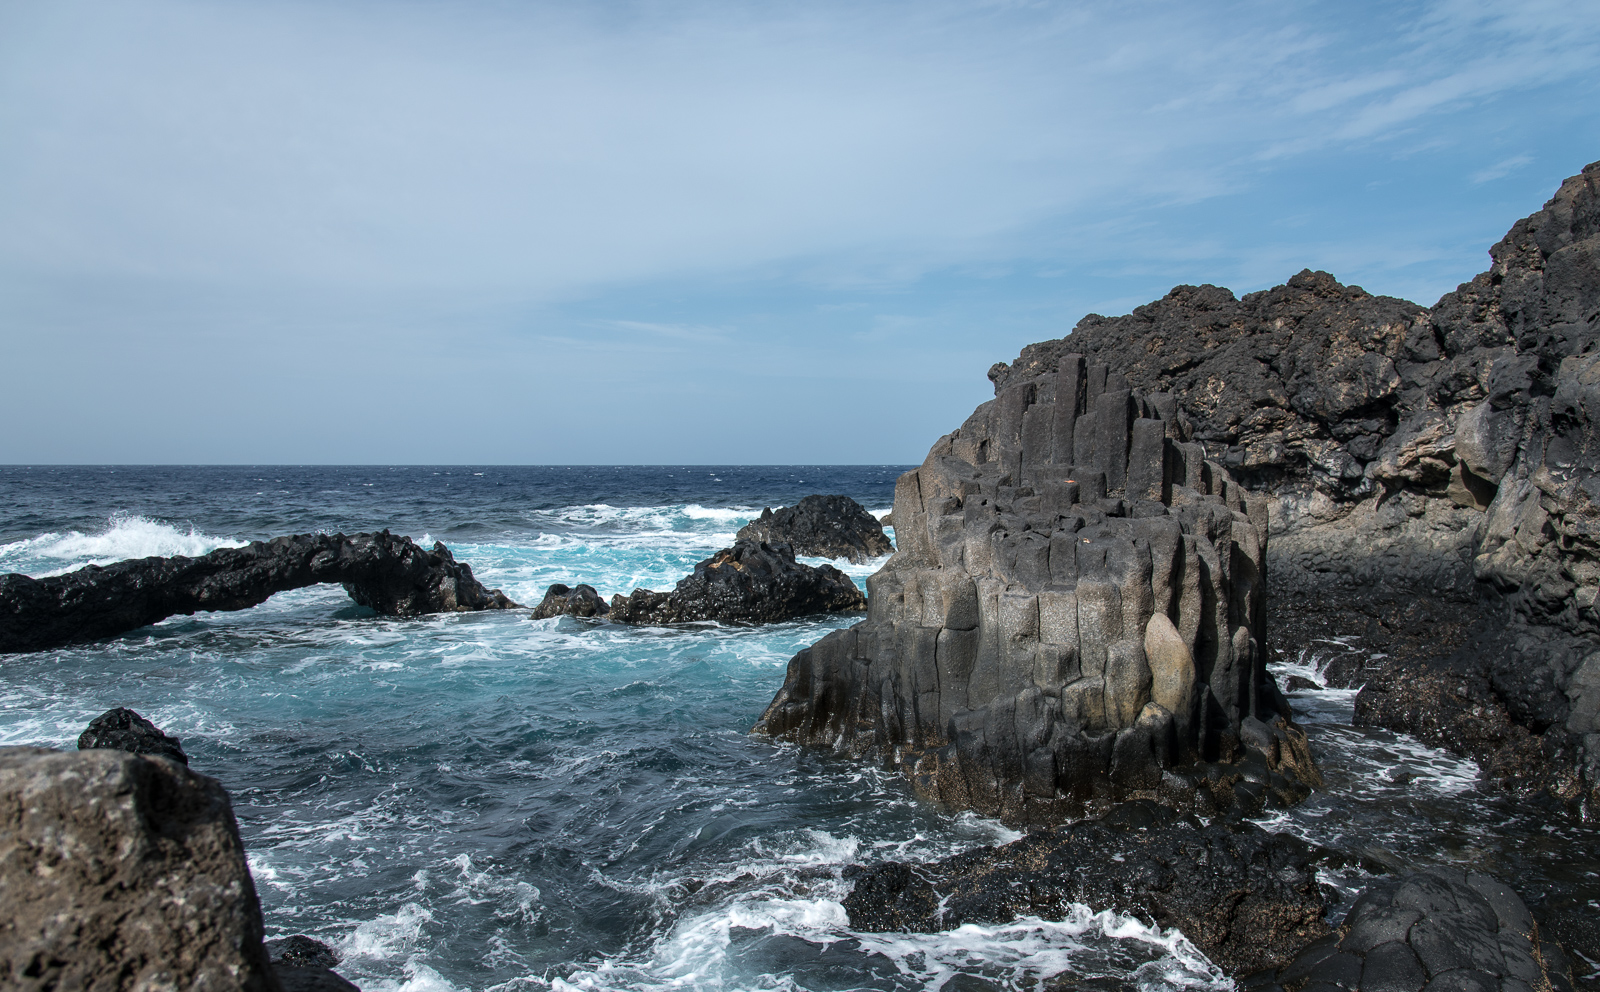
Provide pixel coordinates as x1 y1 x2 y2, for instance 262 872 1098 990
1 0 1598 465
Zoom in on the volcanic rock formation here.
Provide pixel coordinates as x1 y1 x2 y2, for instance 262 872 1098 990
78 706 189 765
736 494 894 563
1254 869 1574 992
531 582 611 620
608 539 865 625
984 160 1600 805
756 346 1318 822
0 747 280 990
0 530 517 654
843 799 1337 975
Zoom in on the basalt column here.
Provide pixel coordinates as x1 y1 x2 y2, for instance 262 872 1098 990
756 355 1317 823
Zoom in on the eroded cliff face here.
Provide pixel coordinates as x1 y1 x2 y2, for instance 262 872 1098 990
986 161 1600 807
757 354 1317 824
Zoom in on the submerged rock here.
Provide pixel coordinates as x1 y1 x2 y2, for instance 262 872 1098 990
843 800 1336 976
609 539 865 625
531 582 610 620
78 706 189 765
756 349 1318 823
0 747 279 990
736 494 894 563
1254 869 1574 992
0 530 517 654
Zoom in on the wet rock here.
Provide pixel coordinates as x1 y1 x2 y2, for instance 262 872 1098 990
0 530 517 654
78 706 188 765
756 349 1318 823
268 935 360 991
736 494 894 563
1262 869 1574 992
531 582 610 620
0 747 278 990
608 539 865 625
843 800 1337 975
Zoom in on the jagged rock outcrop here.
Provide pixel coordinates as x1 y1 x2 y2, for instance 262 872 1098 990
531 582 610 620
267 936 360 992
983 161 1600 806
609 539 865 625
0 531 517 654
842 799 1337 975
736 494 894 563
1252 869 1574 992
78 706 189 765
0 747 280 990
757 345 1318 823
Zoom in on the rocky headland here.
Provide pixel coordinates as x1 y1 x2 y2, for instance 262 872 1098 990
736 494 894 563
0 530 517 654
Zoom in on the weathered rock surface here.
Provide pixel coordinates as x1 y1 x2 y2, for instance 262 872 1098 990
78 706 189 765
757 344 1319 823
1252 869 1574 992
843 800 1337 976
531 582 610 620
983 160 1600 805
736 494 894 563
609 539 865 625
0 530 517 654
268 936 360 992
0 747 279 991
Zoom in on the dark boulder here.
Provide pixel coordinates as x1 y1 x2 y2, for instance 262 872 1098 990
843 800 1337 976
756 348 1319 824
531 583 610 620
609 540 865 625
78 706 188 766
0 747 279 990
736 494 894 563
1254 869 1574 992
0 530 518 654
268 935 360 991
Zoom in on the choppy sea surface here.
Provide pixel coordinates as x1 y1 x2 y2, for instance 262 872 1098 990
2 466 1597 992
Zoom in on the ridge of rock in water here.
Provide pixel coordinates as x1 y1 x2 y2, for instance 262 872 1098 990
756 338 1320 823
736 494 894 563
842 799 1338 976
608 539 866 625
0 531 517 654
78 706 189 765
984 160 1600 807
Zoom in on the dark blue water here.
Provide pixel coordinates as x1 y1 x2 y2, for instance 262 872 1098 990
1 467 1595 992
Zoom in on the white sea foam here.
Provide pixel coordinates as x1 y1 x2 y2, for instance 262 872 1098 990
0 512 248 576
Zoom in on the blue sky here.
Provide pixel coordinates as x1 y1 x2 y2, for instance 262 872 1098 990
1 0 1597 464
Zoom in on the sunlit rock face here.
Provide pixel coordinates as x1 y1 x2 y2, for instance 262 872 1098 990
757 354 1316 824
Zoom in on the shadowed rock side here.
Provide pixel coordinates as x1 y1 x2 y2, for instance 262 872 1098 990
986 160 1600 806
78 706 189 765
1251 870 1574 992
0 531 517 654
531 582 611 620
843 799 1337 976
609 539 865 625
736 494 894 563
757 350 1318 823
0 747 281 991
268 936 360 992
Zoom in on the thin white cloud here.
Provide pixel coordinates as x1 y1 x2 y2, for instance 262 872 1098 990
1472 154 1535 184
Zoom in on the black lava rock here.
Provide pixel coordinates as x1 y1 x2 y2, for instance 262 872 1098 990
842 800 1338 976
736 494 894 563
608 540 865 625
267 936 359 992
0 531 517 654
77 707 188 765
531 583 610 620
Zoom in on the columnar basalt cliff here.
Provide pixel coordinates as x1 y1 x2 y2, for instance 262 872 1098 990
981 161 1600 806
757 350 1318 822
0 531 517 654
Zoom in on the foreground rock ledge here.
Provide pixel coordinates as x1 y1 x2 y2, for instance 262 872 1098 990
0 530 517 654
0 747 280 990
757 351 1318 823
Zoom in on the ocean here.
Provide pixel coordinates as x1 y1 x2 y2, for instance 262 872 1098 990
1 465 1596 992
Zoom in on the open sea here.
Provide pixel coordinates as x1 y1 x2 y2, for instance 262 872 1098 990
2 466 1597 992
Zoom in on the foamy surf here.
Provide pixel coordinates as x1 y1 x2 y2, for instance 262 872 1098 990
0 512 248 577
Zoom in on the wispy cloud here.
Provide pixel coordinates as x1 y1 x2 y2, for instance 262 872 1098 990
1472 154 1535 183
